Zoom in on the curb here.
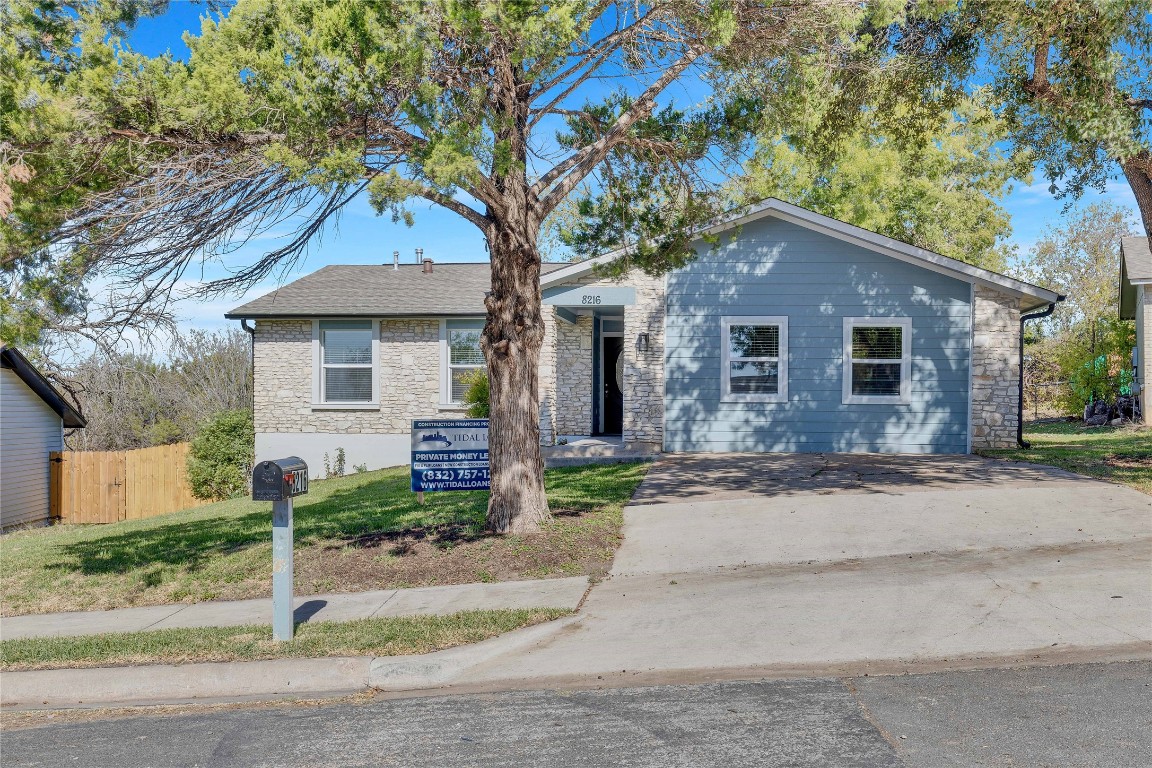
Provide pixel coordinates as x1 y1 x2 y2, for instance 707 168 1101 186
369 615 578 690
0 617 577 709
1 656 372 708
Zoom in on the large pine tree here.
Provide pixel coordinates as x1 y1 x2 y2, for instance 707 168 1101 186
4 1 939 532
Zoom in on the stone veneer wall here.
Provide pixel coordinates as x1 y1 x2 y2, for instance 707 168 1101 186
255 271 668 453
253 319 313 435
253 318 443 437
538 313 557 444
970 286 1021 449
622 271 665 448
553 314 594 436
378 318 443 429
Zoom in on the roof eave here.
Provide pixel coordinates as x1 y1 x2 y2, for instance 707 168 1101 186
540 198 1062 309
0 347 87 428
224 310 487 320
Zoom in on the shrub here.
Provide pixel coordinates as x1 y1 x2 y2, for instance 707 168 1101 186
1053 318 1136 413
460 368 490 418
323 447 346 479
186 410 254 500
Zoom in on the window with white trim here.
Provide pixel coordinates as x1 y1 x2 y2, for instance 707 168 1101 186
721 316 788 402
843 318 911 404
445 319 485 403
317 319 377 404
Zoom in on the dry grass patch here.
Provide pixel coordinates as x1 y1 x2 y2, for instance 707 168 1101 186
0 608 572 671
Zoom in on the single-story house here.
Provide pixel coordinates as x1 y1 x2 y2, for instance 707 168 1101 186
1119 235 1151 422
1 345 86 530
227 199 1062 470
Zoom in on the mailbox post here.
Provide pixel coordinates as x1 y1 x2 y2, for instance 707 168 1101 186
252 457 309 641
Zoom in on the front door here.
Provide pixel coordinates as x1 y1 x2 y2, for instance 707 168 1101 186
601 336 624 435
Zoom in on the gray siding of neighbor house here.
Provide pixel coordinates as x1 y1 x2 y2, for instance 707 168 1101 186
1 368 63 529
664 216 972 454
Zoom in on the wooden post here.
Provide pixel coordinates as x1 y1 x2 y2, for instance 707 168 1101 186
49 452 62 523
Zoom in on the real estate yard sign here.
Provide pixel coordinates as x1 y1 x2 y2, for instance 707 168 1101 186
411 419 490 492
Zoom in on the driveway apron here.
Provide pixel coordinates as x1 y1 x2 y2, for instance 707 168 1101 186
453 454 1152 689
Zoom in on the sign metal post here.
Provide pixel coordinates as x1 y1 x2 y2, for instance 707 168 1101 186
271 498 294 641
252 457 309 642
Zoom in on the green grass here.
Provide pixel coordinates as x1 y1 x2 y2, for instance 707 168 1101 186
0 608 572 671
980 421 1152 494
0 463 648 616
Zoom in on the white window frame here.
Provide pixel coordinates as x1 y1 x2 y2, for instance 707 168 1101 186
721 316 789 403
311 319 380 409
842 317 912 405
440 318 486 407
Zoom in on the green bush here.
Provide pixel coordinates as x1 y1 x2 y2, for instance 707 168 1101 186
1053 318 1136 412
460 368 489 418
186 410 254 500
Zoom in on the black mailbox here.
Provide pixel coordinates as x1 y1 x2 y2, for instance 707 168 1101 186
252 457 309 502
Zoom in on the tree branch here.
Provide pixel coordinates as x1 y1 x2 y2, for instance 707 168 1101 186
1023 34 1052 99
415 185 489 230
534 50 702 217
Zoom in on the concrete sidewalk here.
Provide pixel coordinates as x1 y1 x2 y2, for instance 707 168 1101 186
0 576 589 640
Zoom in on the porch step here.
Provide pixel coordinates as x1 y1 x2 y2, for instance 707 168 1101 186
542 439 658 467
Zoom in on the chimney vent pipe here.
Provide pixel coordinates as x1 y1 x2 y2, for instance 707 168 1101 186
415 247 423 264
422 257 433 274
392 250 399 270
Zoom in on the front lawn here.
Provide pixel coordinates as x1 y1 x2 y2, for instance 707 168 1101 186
0 462 648 616
979 421 1152 494
0 608 571 671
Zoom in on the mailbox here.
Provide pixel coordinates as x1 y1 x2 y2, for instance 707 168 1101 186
252 457 309 502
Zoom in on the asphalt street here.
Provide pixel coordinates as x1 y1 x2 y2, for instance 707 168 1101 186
2 662 1149 767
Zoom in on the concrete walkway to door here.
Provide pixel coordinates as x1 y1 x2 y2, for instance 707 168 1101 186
429 453 1152 692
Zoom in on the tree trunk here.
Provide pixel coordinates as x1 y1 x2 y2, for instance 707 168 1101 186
1120 153 1152 237
482 212 551 534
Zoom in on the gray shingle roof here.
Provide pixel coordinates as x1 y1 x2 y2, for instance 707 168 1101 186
225 263 569 318
1121 236 1152 281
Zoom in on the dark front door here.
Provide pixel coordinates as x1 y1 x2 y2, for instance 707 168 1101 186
602 336 624 435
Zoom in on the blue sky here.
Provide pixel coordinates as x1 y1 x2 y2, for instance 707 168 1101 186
130 2 1144 333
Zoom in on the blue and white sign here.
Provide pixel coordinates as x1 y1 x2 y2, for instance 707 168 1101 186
411 419 490 492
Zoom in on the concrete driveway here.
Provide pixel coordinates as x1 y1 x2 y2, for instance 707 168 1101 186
452 453 1151 690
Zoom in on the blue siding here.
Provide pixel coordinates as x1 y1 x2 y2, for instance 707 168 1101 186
664 216 972 454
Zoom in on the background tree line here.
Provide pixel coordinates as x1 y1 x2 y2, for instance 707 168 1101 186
1020 202 1139 418
62 327 251 451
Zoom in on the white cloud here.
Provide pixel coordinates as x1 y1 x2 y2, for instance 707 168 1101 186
1012 180 1058 201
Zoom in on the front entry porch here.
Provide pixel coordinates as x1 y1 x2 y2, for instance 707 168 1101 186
539 272 664 452
545 282 634 441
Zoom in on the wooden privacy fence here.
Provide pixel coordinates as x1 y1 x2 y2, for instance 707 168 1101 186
50 443 206 524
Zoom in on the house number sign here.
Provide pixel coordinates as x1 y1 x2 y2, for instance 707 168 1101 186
542 285 636 307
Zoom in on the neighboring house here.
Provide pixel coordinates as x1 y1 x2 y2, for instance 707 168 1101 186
1 346 86 530
1119 235 1152 422
227 199 1062 470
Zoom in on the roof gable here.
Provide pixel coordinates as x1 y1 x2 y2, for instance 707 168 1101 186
542 198 1063 312
0 346 86 428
